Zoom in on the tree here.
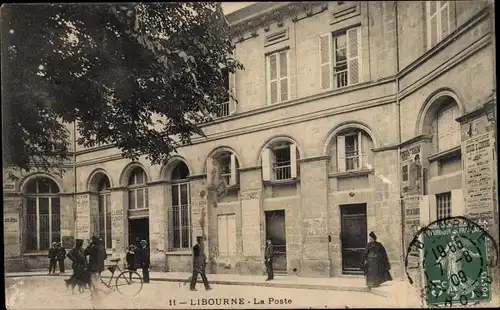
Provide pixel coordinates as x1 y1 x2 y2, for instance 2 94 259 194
1 3 243 177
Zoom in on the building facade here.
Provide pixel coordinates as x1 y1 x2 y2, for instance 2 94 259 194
4 1 497 280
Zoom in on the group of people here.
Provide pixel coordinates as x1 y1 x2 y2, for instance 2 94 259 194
48 242 67 274
57 233 151 294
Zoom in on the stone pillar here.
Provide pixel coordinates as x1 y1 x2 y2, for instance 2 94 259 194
4 193 23 271
148 182 167 271
372 149 403 279
60 194 76 248
299 157 330 277
189 176 208 269
110 189 127 261
238 167 264 275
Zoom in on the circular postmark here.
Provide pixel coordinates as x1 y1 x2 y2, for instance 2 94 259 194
404 216 499 308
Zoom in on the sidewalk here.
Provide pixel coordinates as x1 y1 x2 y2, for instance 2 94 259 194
5 270 412 296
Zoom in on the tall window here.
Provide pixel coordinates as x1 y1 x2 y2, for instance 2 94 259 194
171 162 191 250
320 27 361 90
216 152 239 186
98 177 112 249
437 103 460 152
267 50 289 104
337 131 368 172
217 214 236 257
427 1 450 49
128 167 148 210
261 142 298 181
436 192 452 220
25 177 61 251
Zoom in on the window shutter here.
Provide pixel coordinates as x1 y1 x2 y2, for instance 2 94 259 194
429 195 437 222
439 1 449 38
337 135 346 172
290 143 297 178
261 148 272 181
450 105 461 148
227 214 236 255
217 215 228 256
427 1 438 49
206 158 215 186
357 132 363 170
230 153 237 186
268 54 278 104
450 189 463 217
229 73 237 115
279 51 289 102
319 34 331 89
346 27 361 85
419 195 430 226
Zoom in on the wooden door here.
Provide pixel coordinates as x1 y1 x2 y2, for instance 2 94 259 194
265 210 286 272
340 204 367 274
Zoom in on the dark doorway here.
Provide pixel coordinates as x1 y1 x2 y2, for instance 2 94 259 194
128 218 149 247
265 210 286 273
340 204 367 275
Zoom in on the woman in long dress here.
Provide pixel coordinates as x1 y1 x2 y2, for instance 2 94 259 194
361 231 393 289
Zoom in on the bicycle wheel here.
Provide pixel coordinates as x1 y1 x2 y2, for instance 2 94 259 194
115 270 143 296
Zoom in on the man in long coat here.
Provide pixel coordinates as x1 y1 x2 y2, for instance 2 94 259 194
265 237 274 281
189 236 212 291
361 231 392 289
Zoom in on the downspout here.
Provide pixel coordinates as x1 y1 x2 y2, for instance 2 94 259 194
393 1 405 278
73 121 77 238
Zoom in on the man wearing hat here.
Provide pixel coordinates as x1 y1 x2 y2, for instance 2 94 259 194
57 242 67 274
264 237 274 281
84 233 108 293
137 240 150 283
48 242 58 275
189 236 212 291
65 238 87 292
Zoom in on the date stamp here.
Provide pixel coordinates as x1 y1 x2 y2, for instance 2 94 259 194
404 216 499 308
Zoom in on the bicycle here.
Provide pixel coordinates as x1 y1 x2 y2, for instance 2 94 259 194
74 258 143 297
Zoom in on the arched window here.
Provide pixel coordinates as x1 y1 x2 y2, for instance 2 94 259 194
128 167 148 210
212 151 239 186
261 141 299 181
98 177 112 249
170 162 191 250
334 129 373 172
25 177 61 251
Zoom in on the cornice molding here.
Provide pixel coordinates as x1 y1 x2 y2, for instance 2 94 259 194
297 155 331 164
399 135 433 148
230 2 328 41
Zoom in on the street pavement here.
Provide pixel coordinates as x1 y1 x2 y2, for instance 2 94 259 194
5 275 417 309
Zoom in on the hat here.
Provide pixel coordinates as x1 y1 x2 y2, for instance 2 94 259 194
369 231 377 241
196 236 203 240
267 236 272 241
140 240 148 245
52 242 57 246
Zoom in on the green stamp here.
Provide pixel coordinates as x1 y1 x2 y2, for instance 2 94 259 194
423 224 492 306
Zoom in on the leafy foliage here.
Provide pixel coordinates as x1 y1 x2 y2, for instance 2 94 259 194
1 3 243 175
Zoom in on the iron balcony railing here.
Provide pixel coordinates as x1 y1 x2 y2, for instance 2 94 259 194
273 161 292 180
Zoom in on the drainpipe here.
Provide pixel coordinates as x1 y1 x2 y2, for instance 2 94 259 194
73 121 77 238
490 2 496 93
393 1 405 278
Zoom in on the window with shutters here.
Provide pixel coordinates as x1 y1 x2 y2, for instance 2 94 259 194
170 162 191 250
261 141 299 182
25 177 61 252
336 130 371 172
217 214 236 257
436 103 460 152
128 167 149 210
215 151 239 186
97 176 112 249
436 192 452 220
320 27 361 90
266 50 289 104
426 1 450 49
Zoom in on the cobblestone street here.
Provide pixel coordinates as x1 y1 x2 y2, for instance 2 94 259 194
6 276 412 309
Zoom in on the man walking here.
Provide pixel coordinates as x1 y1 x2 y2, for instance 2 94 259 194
138 240 150 283
65 238 87 292
265 237 274 281
189 236 212 291
84 234 107 298
48 242 58 275
57 242 67 274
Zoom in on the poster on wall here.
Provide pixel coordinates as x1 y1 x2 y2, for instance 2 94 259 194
4 213 21 257
463 131 495 218
400 144 423 197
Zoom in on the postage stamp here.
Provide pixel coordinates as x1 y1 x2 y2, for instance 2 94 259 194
405 216 499 308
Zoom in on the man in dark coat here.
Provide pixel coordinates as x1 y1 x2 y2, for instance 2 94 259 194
265 237 274 281
361 231 393 289
84 234 107 293
189 236 212 291
137 240 150 283
48 242 58 274
65 239 87 292
57 242 67 274
126 245 138 281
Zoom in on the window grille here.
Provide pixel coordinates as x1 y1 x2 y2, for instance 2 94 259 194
436 192 452 220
